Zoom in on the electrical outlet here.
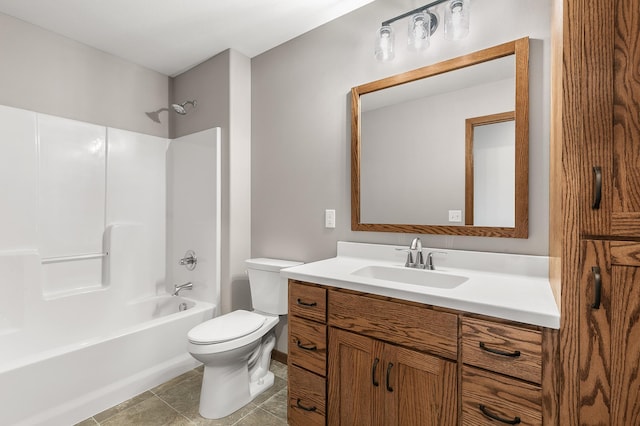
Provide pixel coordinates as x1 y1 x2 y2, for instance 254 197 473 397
325 209 336 228
448 210 462 223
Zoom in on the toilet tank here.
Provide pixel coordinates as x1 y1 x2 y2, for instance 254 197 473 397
245 258 303 315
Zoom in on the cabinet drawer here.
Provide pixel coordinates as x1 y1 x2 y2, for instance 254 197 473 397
328 290 458 359
288 365 326 426
289 316 327 376
462 366 542 426
461 317 542 384
289 281 327 323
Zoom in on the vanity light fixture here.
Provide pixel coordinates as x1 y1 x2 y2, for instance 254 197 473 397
375 0 470 61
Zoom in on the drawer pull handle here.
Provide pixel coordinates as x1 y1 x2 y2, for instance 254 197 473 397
372 358 380 387
592 166 602 209
296 340 317 351
591 266 602 309
479 342 521 358
386 362 394 392
296 398 317 412
479 404 521 424
296 298 317 307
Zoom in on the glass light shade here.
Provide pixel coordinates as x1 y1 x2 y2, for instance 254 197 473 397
375 25 395 61
407 12 430 51
444 0 470 40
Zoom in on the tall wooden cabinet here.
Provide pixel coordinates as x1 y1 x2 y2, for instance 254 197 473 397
554 0 640 424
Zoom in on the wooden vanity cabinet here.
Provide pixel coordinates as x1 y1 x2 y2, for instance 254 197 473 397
461 317 543 425
288 281 328 425
288 280 549 425
327 289 458 426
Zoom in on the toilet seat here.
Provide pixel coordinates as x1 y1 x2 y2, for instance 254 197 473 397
188 310 267 344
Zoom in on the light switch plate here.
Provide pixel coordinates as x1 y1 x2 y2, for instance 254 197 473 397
448 210 462 223
325 209 336 228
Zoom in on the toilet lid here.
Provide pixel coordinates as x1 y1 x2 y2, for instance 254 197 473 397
188 310 267 344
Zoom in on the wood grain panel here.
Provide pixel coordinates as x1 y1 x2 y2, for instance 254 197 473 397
288 365 326 426
327 328 377 426
289 280 327 323
610 264 640 425
390 345 458 426
612 0 640 224
328 290 458 360
461 317 542 384
579 240 611 424
289 316 327 376
610 240 640 265
462 366 542 426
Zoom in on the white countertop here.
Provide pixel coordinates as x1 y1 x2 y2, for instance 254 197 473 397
281 241 560 329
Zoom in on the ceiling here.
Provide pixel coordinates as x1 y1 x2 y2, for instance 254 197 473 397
0 0 374 77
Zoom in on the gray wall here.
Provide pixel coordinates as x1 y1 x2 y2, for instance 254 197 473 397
171 50 252 315
0 13 170 138
251 0 551 261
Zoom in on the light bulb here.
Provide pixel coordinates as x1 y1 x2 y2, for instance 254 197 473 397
408 12 430 51
375 25 395 61
444 0 470 40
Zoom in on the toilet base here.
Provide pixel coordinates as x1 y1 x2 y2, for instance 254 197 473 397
196 334 277 419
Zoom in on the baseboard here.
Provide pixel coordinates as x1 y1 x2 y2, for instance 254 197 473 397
272 349 287 364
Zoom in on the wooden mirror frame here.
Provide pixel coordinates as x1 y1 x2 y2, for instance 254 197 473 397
465 111 516 226
351 37 529 238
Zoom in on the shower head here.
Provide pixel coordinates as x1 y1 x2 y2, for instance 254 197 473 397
171 100 197 115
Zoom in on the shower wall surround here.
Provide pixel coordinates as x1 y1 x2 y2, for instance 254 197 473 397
0 104 220 336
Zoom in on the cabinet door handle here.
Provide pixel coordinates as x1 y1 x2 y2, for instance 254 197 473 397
296 298 317 307
296 398 317 412
592 166 602 209
479 404 521 424
372 358 380 387
385 362 394 392
479 342 521 358
591 266 602 309
296 340 317 351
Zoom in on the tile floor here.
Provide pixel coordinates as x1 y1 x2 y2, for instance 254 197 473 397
76 360 288 426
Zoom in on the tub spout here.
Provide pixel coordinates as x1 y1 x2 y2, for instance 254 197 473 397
173 281 193 296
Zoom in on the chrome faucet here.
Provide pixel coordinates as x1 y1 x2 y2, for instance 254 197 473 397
173 281 193 296
425 251 447 270
410 237 424 268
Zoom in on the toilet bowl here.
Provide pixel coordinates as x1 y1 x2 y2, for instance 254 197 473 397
187 258 302 419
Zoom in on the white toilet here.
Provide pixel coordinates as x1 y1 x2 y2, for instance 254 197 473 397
187 257 302 419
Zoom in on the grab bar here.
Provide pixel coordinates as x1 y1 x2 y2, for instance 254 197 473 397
41 252 109 264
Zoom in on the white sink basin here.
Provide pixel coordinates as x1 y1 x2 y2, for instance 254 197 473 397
351 265 468 289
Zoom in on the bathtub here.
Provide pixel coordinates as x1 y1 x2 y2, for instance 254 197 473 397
0 295 215 426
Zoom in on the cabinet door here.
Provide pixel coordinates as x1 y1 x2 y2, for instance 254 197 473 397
579 240 640 424
328 328 383 425
383 344 457 426
582 0 640 237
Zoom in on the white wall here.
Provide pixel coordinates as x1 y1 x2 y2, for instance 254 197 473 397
167 128 221 307
251 0 551 260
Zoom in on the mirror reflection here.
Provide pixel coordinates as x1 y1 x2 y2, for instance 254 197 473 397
351 38 529 238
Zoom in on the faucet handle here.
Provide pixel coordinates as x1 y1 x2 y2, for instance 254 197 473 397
395 248 414 267
426 251 447 270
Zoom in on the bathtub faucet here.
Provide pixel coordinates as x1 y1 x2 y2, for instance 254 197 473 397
173 281 193 296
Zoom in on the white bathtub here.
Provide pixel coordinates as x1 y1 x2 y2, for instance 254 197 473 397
0 295 215 426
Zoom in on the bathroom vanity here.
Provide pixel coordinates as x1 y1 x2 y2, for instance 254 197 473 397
282 242 559 425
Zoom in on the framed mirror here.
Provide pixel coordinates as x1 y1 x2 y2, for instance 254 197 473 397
351 37 529 238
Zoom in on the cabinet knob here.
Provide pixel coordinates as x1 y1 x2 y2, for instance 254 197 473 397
592 166 602 209
591 266 602 309
296 398 317 412
386 362 394 392
296 298 318 307
296 340 317 351
479 404 521 424
372 358 380 387
479 342 521 358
